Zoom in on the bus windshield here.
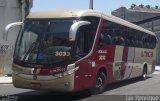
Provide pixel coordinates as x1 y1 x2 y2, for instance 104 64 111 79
14 19 74 67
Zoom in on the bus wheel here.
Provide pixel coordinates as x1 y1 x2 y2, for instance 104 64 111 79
92 71 106 94
141 67 147 80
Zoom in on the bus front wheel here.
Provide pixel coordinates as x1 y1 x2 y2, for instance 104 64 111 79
92 71 107 94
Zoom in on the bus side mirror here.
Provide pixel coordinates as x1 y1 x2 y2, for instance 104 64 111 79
69 21 91 41
3 22 23 41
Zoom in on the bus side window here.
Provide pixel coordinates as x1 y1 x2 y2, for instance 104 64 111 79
98 33 112 47
111 36 117 45
151 36 157 49
98 19 113 48
104 34 112 44
117 37 125 46
138 33 143 48
142 37 145 48
143 35 148 48
128 35 134 47
125 39 130 46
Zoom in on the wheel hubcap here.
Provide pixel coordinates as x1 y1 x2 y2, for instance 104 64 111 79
143 73 146 78
96 77 103 89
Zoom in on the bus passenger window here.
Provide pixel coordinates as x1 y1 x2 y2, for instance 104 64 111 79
112 36 125 46
111 37 117 45
151 36 157 49
107 35 112 44
98 34 111 47
125 39 130 46
117 37 125 46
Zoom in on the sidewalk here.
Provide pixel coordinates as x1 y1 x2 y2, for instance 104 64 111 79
0 75 12 84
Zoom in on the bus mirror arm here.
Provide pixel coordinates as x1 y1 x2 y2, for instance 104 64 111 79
3 22 23 41
69 21 91 41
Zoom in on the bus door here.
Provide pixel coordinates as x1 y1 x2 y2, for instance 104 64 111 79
75 25 93 89
97 33 115 82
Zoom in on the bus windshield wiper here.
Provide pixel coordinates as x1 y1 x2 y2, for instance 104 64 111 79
21 42 39 62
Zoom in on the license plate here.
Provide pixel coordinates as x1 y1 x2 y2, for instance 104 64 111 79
30 82 41 88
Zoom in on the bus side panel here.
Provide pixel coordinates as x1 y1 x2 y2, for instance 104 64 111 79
90 17 117 85
124 47 135 79
74 58 94 91
112 46 123 80
140 48 156 74
122 46 129 80
130 48 142 78
94 45 116 83
151 48 156 73
74 18 104 91
129 48 156 78
105 45 117 83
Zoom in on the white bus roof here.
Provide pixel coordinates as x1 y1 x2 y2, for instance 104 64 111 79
28 9 155 36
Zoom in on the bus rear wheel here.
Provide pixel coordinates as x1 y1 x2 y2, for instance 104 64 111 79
141 67 147 80
92 71 106 94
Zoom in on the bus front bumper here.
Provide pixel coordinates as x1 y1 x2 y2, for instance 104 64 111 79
12 73 75 92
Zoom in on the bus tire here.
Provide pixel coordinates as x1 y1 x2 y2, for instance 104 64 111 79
141 66 147 80
92 71 107 94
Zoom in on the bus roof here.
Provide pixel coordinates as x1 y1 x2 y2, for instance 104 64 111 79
28 9 155 36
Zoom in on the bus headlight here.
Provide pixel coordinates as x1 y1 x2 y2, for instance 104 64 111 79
54 66 79 77
66 63 79 75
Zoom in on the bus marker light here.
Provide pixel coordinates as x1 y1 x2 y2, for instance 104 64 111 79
92 62 96 67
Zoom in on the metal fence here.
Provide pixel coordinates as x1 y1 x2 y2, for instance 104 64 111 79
0 41 14 75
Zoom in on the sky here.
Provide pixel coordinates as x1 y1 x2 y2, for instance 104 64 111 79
31 0 160 15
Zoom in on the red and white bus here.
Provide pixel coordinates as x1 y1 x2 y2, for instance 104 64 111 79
5 9 157 94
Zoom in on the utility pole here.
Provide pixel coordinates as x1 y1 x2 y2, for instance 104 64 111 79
89 0 93 9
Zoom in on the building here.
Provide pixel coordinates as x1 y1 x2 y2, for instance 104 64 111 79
0 0 33 75
112 4 160 65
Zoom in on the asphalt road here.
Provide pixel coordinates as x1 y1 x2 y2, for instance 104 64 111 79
0 71 160 101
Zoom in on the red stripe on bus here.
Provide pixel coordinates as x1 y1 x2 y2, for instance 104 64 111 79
123 46 129 62
121 46 128 79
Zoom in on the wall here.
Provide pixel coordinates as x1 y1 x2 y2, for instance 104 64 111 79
0 0 32 75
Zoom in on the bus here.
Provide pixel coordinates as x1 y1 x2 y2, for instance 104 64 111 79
4 9 157 94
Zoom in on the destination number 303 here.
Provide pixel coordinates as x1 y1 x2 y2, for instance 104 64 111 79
55 51 70 57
